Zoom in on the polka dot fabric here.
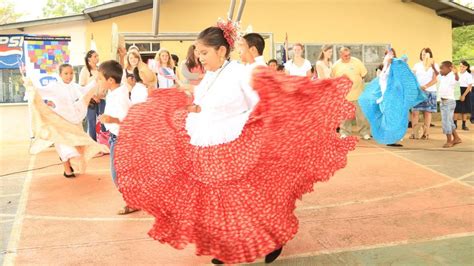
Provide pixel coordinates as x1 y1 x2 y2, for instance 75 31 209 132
115 67 357 264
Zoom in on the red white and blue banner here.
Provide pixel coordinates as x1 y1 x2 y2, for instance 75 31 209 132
0 35 25 69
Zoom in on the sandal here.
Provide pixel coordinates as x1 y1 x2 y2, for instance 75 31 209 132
442 143 453 148
63 172 76 178
420 134 429 140
452 139 462 145
117 206 139 215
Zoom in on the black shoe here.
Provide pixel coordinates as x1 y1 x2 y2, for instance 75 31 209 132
387 143 403 147
462 126 469 131
430 123 435 127
265 247 283 264
211 258 224 264
64 172 76 178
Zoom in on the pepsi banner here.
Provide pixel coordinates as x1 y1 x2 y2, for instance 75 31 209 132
0 35 25 69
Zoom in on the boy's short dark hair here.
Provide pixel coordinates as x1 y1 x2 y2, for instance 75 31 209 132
99 60 123 84
268 59 278 65
59 63 72 74
243 33 265 56
441 61 453 68
277 64 285 71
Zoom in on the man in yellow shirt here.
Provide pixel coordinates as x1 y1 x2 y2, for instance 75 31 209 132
332 47 371 140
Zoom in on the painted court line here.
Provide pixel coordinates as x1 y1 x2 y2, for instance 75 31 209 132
277 231 474 261
370 143 473 188
298 170 474 212
0 194 20 198
3 154 36 266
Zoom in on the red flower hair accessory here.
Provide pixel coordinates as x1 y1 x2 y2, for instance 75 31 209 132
216 18 240 50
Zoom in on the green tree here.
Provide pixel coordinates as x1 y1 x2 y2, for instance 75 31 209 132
42 0 106 18
453 25 474 62
0 0 22 25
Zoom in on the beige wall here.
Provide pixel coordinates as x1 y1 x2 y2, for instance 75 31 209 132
87 0 452 66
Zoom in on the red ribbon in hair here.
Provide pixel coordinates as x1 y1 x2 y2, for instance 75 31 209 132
216 19 240 50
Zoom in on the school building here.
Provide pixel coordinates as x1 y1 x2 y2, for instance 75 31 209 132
0 0 473 142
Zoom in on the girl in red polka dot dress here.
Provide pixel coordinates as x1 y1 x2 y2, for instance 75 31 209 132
114 21 357 264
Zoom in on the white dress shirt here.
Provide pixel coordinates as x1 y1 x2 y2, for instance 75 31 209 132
103 85 131 136
438 72 458 100
37 80 96 124
413 62 439 92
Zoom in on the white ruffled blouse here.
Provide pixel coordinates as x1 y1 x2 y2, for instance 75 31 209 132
185 61 259 147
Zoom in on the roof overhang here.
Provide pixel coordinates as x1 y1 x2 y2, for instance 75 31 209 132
402 0 474 27
83 0 153 22
0 0 154 32
0 14 87 32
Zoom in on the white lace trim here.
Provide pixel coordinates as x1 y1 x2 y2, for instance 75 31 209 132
185 110 251 147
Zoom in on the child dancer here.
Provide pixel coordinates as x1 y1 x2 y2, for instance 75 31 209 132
114 21 356 264
454 60 472 130
438 61 461 148
97 60 136 215
127 67 149 105
25 64 109 177
359 49 426 145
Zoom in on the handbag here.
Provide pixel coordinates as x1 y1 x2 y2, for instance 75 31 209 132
96 121 110 148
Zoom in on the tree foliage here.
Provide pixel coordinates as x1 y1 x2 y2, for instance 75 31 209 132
42 0 105 18
453 25 474 62
0 0 22 25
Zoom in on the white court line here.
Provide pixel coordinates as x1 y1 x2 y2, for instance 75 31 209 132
23 214 154 222
3 154 36 266
369 143 474 188
297 171 474 211
274 231 474 261
0 194 20 198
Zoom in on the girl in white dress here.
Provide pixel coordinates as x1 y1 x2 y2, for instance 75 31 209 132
27 64 108 177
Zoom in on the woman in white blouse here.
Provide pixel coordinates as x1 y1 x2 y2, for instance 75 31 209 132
315 45 333 79
284 43 312 77
79 50 105 142
411 48 439 140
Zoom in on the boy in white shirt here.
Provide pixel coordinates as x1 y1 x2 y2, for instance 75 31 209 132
438 61 461 148
97 60 136 215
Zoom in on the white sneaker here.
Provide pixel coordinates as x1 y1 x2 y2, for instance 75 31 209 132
362 134 371 140
340 134 348 139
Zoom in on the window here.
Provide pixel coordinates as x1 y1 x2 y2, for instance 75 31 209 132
0 69 26 103
274 43 389 80
125 42 161 53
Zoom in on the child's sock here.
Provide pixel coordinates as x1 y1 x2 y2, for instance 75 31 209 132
462 120 466 127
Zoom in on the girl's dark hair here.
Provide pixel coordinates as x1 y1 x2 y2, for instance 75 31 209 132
419 48 433 60
385 48 397 58
84 50 97 77
460 60 471 74
132 67 143 83
197 27 230 58
59 63 73 74
185 44 203 70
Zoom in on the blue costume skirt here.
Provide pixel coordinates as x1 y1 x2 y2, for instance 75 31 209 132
359 59 427 144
